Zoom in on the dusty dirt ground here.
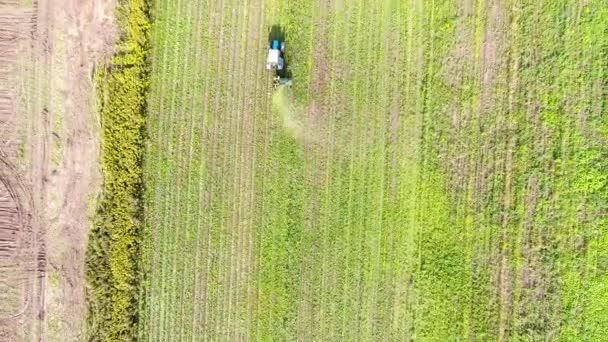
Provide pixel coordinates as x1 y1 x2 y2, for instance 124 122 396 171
0 0 115 340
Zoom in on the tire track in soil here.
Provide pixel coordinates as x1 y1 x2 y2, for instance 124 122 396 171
7 0 117 339
0 8 32 160
0 154 36 325
28 0 51 334
0 158 40 340
0 1 45 339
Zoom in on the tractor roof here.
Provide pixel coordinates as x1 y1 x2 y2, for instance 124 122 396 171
267 49 280 66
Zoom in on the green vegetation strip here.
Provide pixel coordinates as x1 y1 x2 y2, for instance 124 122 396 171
114 0 607 340
84 0 150 340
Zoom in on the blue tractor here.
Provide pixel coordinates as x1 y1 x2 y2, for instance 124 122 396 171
266 39 291 86
266 39 285 70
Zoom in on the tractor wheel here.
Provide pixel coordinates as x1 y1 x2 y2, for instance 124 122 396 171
280 41 285 52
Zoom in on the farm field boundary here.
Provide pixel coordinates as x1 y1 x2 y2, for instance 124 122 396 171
84 0 150 340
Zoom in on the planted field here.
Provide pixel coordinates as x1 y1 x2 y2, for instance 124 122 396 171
140 0 607 340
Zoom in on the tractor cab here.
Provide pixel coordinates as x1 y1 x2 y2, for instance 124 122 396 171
266 39 285 70
266 26 291 87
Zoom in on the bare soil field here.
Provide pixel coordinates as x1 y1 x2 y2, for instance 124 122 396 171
0 0 115 340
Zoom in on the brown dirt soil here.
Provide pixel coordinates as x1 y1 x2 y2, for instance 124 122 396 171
0 152 39 337
0 0 116 340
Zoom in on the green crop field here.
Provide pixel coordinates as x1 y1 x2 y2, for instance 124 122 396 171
128 0 608 340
